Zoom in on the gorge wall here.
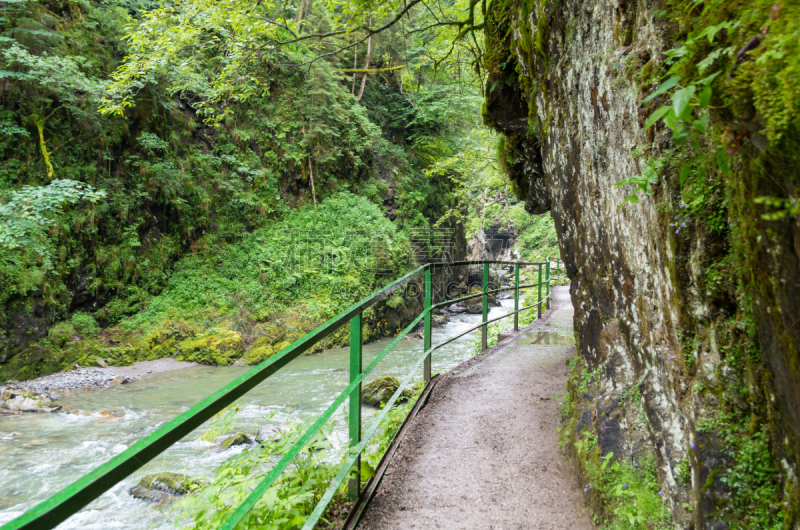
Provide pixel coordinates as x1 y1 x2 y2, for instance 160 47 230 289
483 0 800 527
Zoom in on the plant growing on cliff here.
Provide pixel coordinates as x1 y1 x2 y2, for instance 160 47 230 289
0 180 105 272
636 0 798 218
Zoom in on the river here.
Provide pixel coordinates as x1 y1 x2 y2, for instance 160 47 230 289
0 300 517 529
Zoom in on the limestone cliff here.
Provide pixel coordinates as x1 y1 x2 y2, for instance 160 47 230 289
483 0 800 526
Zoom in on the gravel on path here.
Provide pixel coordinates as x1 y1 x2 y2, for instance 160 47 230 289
358 285 593 530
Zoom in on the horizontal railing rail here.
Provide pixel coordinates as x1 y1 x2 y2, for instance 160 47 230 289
2 258 564 530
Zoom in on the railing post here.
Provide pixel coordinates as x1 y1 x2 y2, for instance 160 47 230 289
556 258 560 276
545 261 551 309
423 267 432 382
537 263 543 319
348 312 362 500
513 263 520 331
481 262 489 351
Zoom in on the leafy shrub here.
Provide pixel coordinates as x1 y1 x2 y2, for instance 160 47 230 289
121 192 413 332
70 312 100 337
174 422 344 529
47 321 75 348
515 213 559 262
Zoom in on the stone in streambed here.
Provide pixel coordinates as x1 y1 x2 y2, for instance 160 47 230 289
221 432 253 448
129 472 202 502
361 376 412 407
1 391 62 413
258 424 288 444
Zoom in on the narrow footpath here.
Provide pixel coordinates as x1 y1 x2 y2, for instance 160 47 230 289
359 285 593 529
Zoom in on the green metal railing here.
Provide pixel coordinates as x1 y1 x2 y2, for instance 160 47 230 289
2 258 564 530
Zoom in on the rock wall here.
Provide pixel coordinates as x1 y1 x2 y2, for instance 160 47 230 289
483 0 800 526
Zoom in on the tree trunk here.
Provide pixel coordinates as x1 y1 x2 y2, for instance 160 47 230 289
356 34 372 101
308 158 317 209
351 37 358 94
296 0 313 22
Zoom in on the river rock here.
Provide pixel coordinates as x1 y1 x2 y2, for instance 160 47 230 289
447 303 468 314
129 472 202 502
221 432 253 448
258 424 288 444
0 391 61 413
89 356 109 368
432 314 449 327
464 298 484 314
361 376 412 407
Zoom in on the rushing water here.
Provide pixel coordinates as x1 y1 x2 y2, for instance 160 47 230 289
0 301 517 529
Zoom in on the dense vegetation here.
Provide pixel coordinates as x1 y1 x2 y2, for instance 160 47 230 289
0 0 531 381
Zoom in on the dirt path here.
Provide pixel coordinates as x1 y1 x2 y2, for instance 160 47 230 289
358 286 593 529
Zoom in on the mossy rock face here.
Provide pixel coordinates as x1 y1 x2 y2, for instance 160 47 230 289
176 330 244 366
87 356 109 368
130 472 202 502
242 339 291 365
102 346 138 366
465 298 484 314
221 432 253 448
361 376 412 407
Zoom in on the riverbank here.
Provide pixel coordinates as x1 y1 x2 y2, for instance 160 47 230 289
0 300 505 528
0 359 198 414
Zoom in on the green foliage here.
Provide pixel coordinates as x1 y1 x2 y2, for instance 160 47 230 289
122 192 411 331
0 0 484 368
696 413 784 529
514 212 559 262
70 312 100 337
632 0 800 214
590 453 672 530
470 318 511 354
0 180 105 270
174 422 343 529
363 381 423 468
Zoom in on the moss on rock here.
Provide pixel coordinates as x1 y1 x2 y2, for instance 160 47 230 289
175 329 244 366
129 472 203 502
361 375 412 407
242 338 291 365
221 432 253 448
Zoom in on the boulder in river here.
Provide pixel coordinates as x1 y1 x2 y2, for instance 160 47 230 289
432 314 449 327
129 472 203 502
0 391 62 413
258 424 288 444
221 432 253 448
465 298 484 314
361 376 412 407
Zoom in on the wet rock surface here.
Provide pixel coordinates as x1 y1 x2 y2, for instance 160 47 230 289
258 424 288 444
129 472 203 502
0 391 62 413
221 432 253 448
361 375 412 408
